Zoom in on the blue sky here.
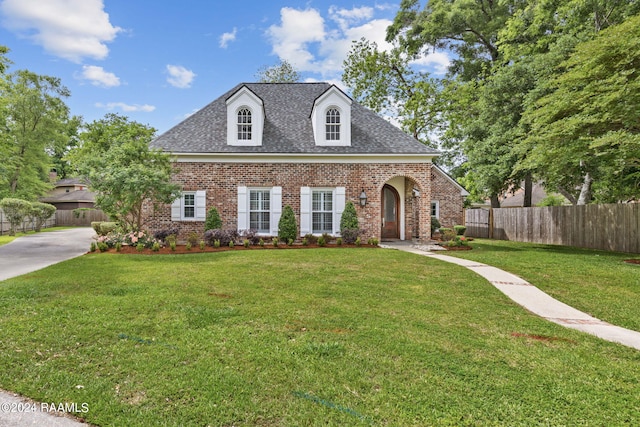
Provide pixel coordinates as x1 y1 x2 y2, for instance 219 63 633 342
0 0 449 134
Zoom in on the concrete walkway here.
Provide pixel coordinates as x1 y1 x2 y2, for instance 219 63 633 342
0 228 95 427
385 242 640 351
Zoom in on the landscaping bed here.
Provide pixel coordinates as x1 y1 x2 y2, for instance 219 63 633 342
99 242 377 255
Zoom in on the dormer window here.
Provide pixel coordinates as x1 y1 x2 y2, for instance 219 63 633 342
311 85 352 146
226 86 264 146
325 108 340 140
237 108 252 140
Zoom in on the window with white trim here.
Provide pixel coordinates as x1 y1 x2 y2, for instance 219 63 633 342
249 190 270 233
325 108 340 141
183 193 195 219
171 191 206 222
312 190 333 234
431 201 440 218
300 187 345 236
237 108 252 140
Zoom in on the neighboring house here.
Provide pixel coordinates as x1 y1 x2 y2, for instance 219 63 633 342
41 177 96 210
145 83 467 242
499 183 568 207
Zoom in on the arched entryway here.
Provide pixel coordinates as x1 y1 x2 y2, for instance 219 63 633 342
381 184 400 239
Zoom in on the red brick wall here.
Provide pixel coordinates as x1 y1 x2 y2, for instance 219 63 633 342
431 167 465 228
143 161 436 242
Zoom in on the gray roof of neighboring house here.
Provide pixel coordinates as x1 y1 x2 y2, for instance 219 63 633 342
41 190 96 203
150 82 439 155
54 178 88 187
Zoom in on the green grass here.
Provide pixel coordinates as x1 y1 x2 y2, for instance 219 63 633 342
0 249 639 425
444 239 640 331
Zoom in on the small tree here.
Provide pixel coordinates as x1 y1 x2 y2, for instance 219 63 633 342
205 207 222 231
278 205 297 242
340 201 359 231
31 202 56 232
0 198 31 235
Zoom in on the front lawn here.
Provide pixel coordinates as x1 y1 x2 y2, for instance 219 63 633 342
0 249 638 425
444 239 640 331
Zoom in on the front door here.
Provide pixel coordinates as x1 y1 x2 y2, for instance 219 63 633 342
382 185 399 239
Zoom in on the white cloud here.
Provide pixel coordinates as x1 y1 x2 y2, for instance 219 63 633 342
219 27 237 48
0 0 121 62
266 8 325 72
166 64 196 89
95 102 155 112
77 65 120 87
266 6 451 79
328 6 374 31
410 51 451 76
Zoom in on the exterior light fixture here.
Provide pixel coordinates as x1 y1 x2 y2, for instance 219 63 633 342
359 189 367 207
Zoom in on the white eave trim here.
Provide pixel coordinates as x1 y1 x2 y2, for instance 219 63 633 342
171 152 438 164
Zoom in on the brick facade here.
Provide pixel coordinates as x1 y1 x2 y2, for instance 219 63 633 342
144 161 437 242
431 167 465 228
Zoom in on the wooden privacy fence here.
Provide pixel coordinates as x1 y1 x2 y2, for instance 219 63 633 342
0 209 108 234
465 203 640 254
54 209 109 226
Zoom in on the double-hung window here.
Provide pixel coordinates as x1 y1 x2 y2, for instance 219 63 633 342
312 190 333 234
183 193 195 219
171 191 206 221
249 190 271 233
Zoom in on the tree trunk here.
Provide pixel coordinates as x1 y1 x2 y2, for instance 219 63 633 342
558 187 577 205
577 172 593 205
523 174 533 207
490 194 501 208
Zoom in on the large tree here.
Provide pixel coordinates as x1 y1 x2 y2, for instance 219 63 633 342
69 114 181 231
0 70 77 200
255 60 301 83
342 38 441 149
518 13 640 203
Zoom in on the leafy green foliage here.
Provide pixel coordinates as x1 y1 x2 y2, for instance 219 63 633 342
0 198 31 235
342 38 441 149
0 70 78 200
339 201 358 231
255 59 301 83
277 205 297 242
519 14 640 202
30 202 56 232
69 114 180 231
204 207 222 231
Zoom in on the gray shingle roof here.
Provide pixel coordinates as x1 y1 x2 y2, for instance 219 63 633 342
150 82 439 155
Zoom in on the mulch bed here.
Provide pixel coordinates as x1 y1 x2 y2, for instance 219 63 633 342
623 259 640 265
96 243 377 255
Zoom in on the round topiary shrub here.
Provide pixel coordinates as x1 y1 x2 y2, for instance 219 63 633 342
278 205 297 243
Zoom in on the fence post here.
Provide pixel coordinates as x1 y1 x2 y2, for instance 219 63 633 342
488 207 494 239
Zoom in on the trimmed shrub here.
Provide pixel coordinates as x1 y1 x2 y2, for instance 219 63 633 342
243 239 250 248
303 233 317 244
90 242 97 252
440 228 456 242
321 233 333 243
154 228 179 243
204 228 238 247
317 235 326 247
186 242 192 251
272 237 279 247
91 222 103 235
0 198 32 236
336 237 343 246
205 207 222 231
30 202 56 232
199 240 205 250
278 205 297 243
152 242 161 252
187 232 199 246
100 222 118 235
453 225 466 236
340 228 362 244
240 229 261 245
340 201 359 231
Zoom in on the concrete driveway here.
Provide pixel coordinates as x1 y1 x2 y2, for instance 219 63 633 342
0 228 95 282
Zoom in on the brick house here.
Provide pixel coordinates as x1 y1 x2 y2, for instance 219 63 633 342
146 83 467 242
